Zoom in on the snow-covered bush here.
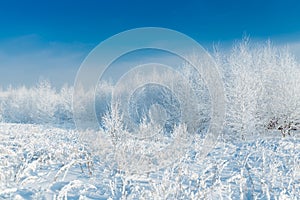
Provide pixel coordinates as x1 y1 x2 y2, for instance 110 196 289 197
1 37 300 199
222 38 300 139
0 80 74 126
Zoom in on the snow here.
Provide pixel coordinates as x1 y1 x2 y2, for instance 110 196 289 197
0 123 299 199
1 39 300 199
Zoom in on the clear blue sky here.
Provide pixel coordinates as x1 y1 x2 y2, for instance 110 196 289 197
1 0 300 87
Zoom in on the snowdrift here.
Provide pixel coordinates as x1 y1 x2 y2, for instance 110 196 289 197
0 39 300 198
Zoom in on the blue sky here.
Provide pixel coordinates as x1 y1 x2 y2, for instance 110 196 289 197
1 0 300 87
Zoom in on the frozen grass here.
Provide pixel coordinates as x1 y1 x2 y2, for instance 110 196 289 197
0 39 300 199
0 123 299 199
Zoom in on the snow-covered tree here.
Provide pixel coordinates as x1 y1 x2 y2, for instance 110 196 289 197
223 38 300 139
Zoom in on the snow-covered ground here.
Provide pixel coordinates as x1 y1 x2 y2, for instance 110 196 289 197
1 40 300 199
0 123 299 199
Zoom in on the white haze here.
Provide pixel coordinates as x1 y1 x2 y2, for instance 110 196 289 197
0 39 299 199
